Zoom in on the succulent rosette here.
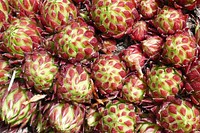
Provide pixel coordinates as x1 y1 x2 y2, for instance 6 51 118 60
120 45 146 77
157 99 200 132
153 6 187 35
47 19 99 62
54 64 93 103
40 0 78 33
162 32 197 67
122 75 146 103
2 17 41 59
22 50 58 93
147 65 183 102
0 0 9 31
99 100 137 132
90 0 139 38
8 0 39 17
91 54 126 96
130 21 148 42
139 0 158 19
0 58 10 85
44 102 85 133
141 36 163 60
0 82 37 127
184 58 200 105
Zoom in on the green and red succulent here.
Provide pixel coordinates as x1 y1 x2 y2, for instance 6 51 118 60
2 17 42 59
40 0 78 33
46 19 99 63
92 55 127 96
90 0 139 38
99 100 137 132
44 102 85 132
157 99 200 132
162 32 197 67
147 65 183 102
54 64 93 103
0 82 37 128
153 6 187 35
22 50 58 93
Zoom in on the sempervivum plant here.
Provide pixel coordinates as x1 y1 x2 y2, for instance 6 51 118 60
153 6 187 35
39 0 78 33
44 102 85 133
54 64 93 103
138 0 158 19
99 100 137 132
0 57 10 85
147 65 183 102
91 54 126 96
90 0 139 38
162 32 197 67
141 36 163 60
120 45 146 77
0 82 37 128
8 0 39 17
130 21 148 42
2 17 41 59
0 0 9 31
22 50 58 93
184 57 200 105
46 19 99 63
157 99 200 132
122 75 146 104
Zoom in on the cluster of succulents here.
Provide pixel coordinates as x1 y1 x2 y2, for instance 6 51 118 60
0 0 200 132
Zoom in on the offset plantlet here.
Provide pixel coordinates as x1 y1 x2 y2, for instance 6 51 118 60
141 36 163 60
120 45 146 77
130 21 148 42
139 0 158 19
